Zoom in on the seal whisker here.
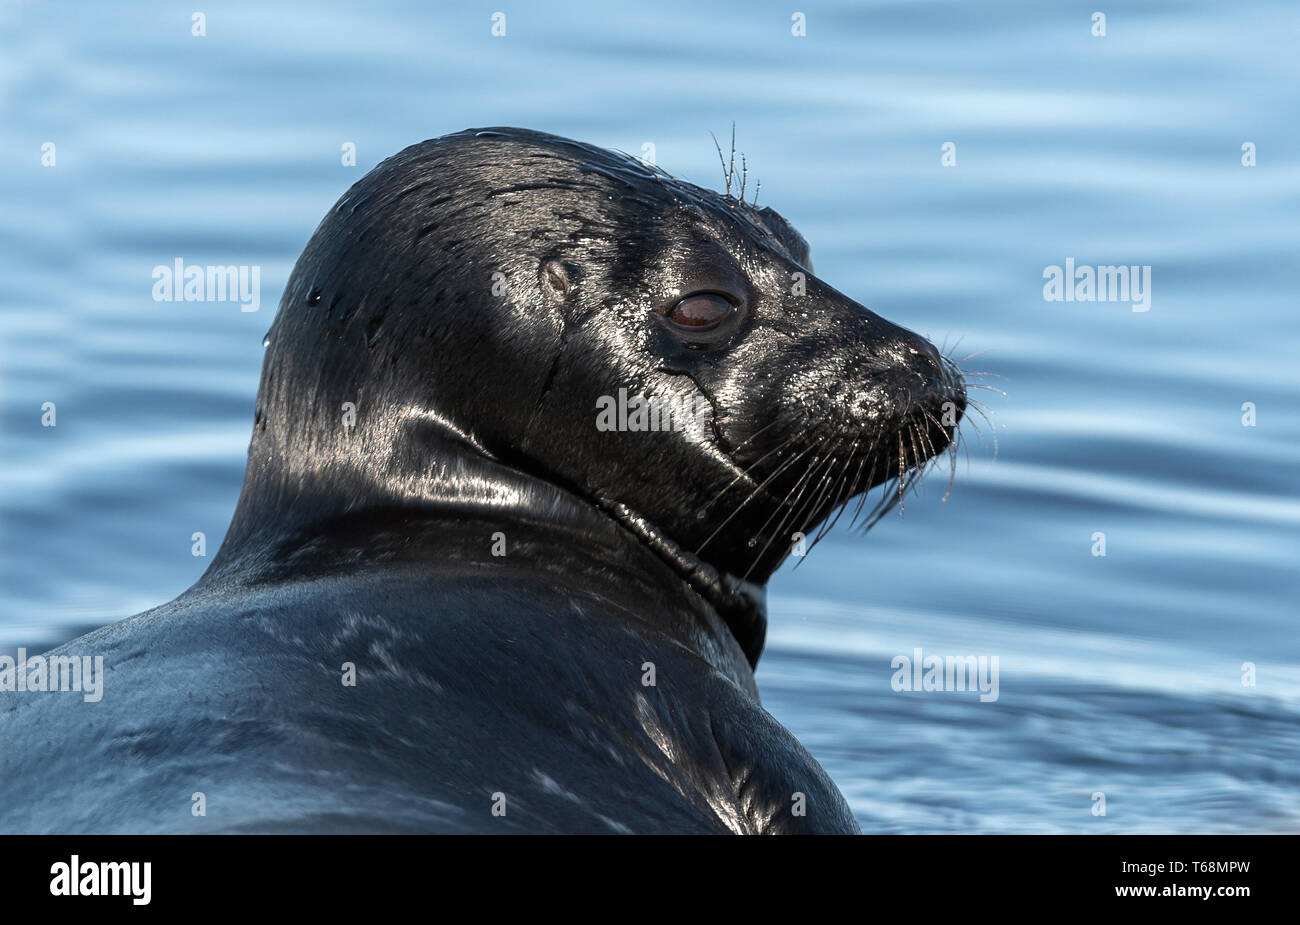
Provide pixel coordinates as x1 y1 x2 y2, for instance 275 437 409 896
914 424 947 502
695 435 821 553
791 438 850 534
946 437 961 502
833 454 870 529
817 441 863 540
957 426 972 478
845 428 892 532
774 439 857 561
743 431 842 563
804 438 861 551
742 436 841 579
847 456 881 529
960 400 1000 457
956 396 991 434
858 467 910 533
859 477 899 532
961 399 988 427
958 411 987 445
728 416 786 452
906 423 925 487
918 406 960 503
912 417 938 468
710 123 743 200
728 124 737 197
912 422 939 500
709 131 729 198
747 434 837 549
697 426 803 516
896 433 908 516
797 446 867 563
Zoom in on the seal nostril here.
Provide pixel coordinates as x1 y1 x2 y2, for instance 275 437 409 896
876 335 968 442
914 339 944 373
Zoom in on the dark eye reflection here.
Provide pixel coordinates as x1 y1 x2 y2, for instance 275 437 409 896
667 292 733 329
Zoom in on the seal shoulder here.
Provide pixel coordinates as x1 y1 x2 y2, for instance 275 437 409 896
1 573 854 833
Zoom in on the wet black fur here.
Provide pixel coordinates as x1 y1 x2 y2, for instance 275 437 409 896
0 129 964 834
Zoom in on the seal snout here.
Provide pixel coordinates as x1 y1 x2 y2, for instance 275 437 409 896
907 336 967 428
881 332 967 470
834 326 965 473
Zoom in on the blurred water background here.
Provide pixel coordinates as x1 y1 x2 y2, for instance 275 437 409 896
1 0 1297 832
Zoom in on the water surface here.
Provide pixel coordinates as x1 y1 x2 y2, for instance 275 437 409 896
2 0 1297 832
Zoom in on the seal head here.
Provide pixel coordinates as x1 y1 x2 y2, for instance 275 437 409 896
210 127 966 666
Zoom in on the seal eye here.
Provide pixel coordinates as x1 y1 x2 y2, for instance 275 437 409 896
668 293 733 329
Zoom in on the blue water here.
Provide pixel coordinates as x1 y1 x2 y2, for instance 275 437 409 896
2 1 1297 833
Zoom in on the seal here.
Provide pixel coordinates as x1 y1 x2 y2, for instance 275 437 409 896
0 128 965 834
